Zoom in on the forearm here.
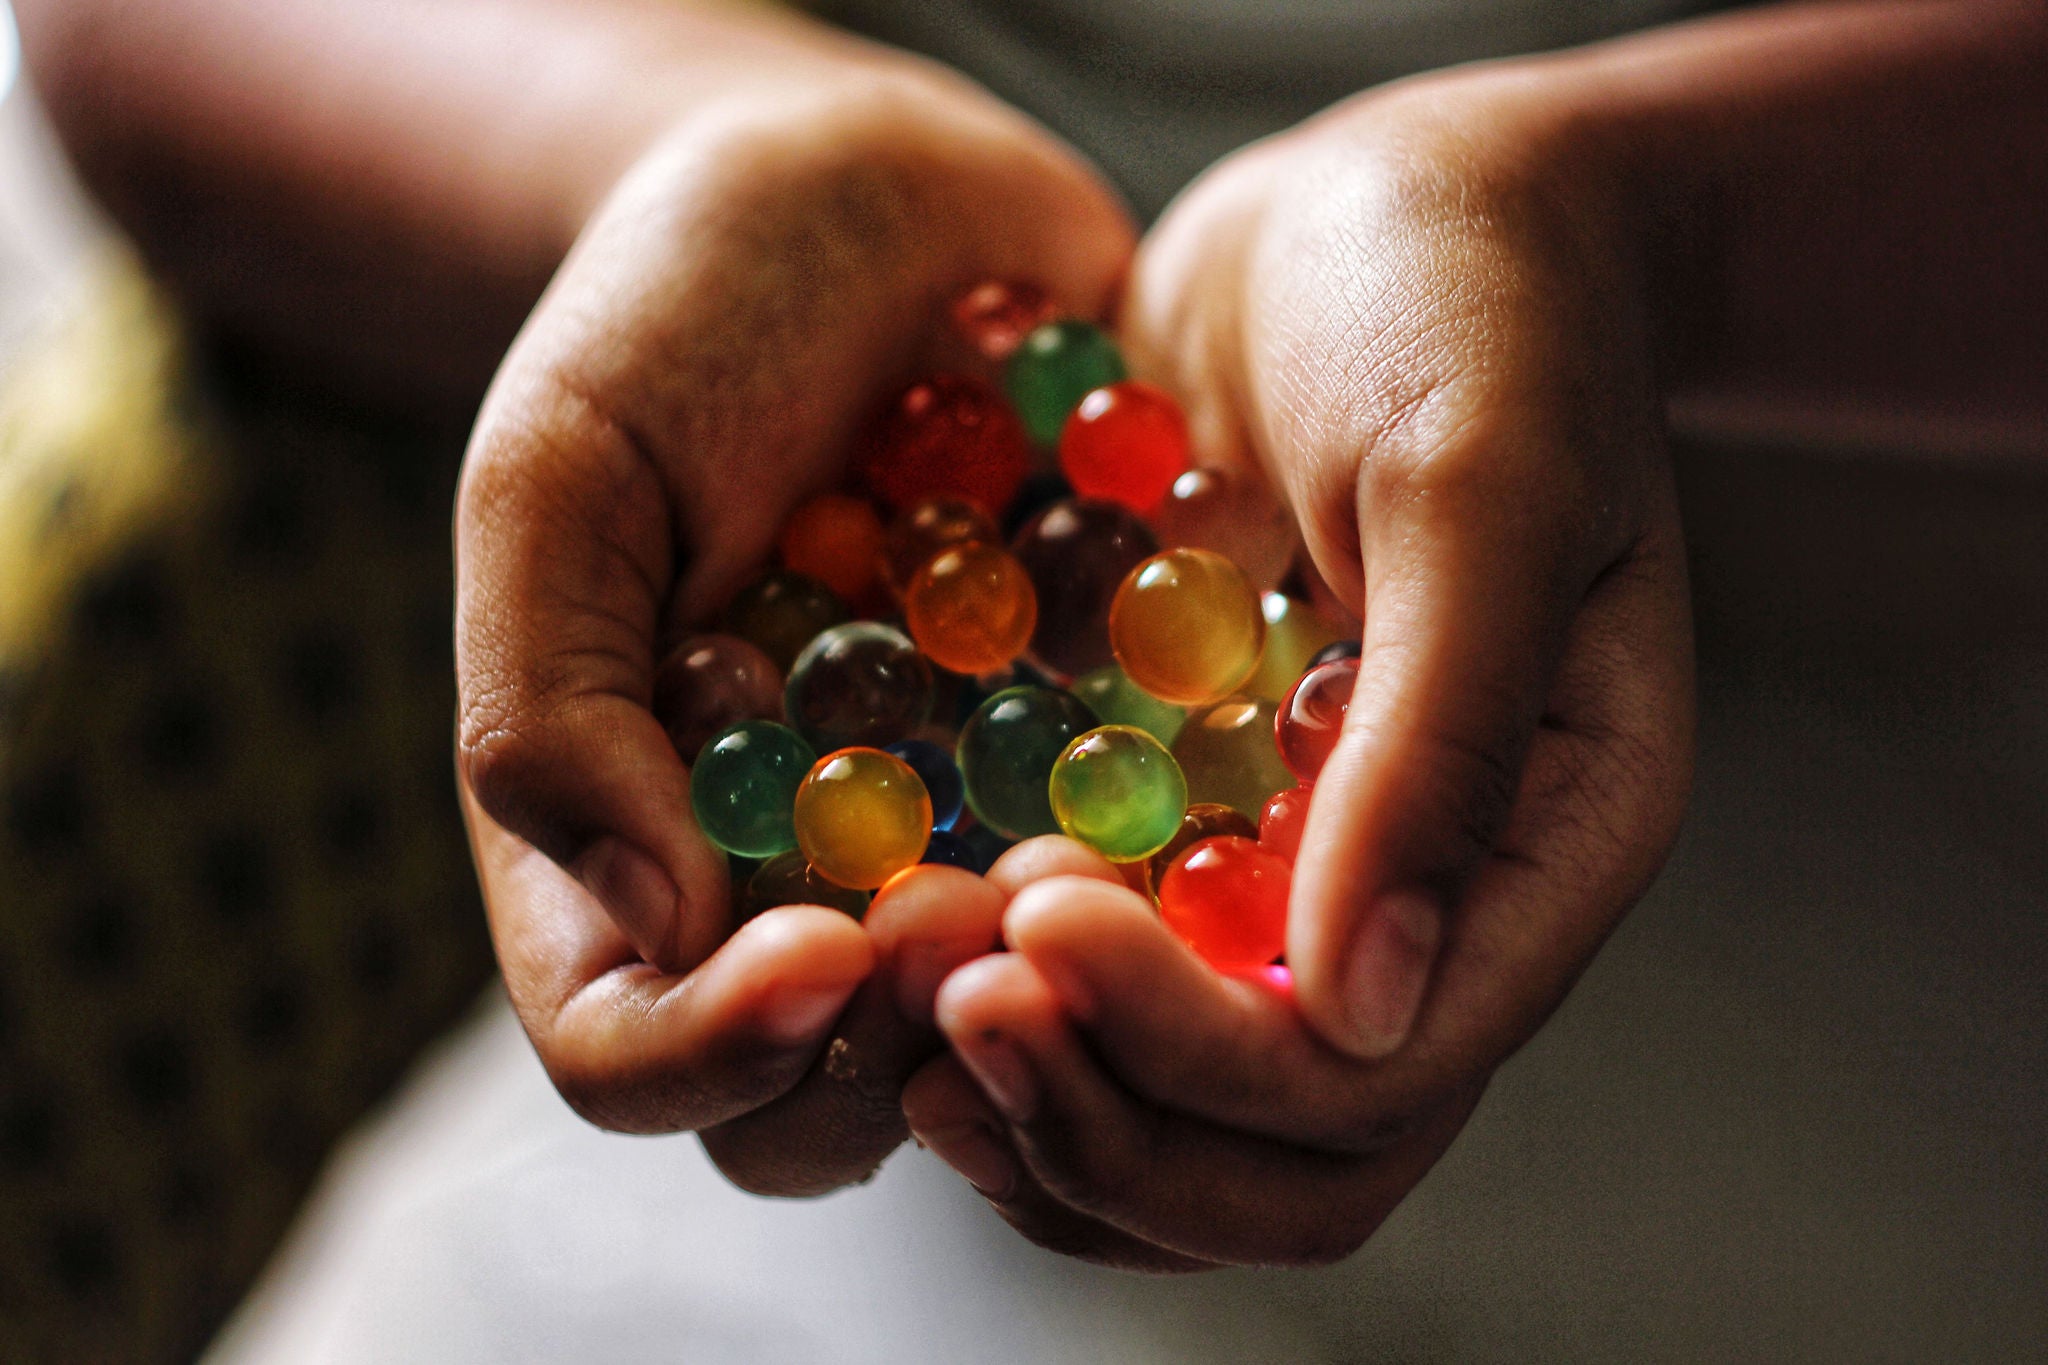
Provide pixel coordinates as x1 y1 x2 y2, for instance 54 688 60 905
14 0 891 415
1566 0 2048 451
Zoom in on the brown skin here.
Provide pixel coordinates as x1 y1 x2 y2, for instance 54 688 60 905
907 1 2048 1268
450 76 1130 1196
22 0 2047 1264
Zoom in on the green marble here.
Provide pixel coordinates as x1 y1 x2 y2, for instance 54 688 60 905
1073 664 1186 746
690 720 815 858
956 685 1100 840
1004 320 1127 447
1048 725 1188 863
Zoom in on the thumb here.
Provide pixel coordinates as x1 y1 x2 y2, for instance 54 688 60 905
1286 390 1642 1060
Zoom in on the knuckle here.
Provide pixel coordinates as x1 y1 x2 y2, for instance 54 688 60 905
542 1050 668 1135
457 677 647 860
1423 723 1525 869
1364 394 1594 536
538 1029 810 1138
1358 689 1527 883
459 377 669 608
455 695 527 803
455 699 566 854
1261 126 1641 558
1020 1111 1153 1221
701 1128 897 1201
1358 377 1484 509
997 1206 1124 1264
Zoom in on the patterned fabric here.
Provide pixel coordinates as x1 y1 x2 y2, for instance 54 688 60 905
0 253 493 1363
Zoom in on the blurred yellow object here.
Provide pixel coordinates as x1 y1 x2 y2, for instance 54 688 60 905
0 251 209 666
0 247 493 1362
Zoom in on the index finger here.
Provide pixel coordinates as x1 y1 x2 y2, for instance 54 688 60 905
1000 875 1414 1150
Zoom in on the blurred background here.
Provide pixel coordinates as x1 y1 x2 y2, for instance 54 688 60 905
2 0 2043 1361
2 5 495 1356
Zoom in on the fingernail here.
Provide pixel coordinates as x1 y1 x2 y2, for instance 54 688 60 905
956 1029 1039 1124
893 941 979 1025
1340 890 1442 1060
760 983 855 1047
916 1120 1018 1201
574 838 679 949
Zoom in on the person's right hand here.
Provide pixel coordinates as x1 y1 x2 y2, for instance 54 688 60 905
454 51 1132 1195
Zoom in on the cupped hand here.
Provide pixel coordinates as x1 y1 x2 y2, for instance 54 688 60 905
905 848 1479 1270
909 68 1695 1267
453 59 1132 1190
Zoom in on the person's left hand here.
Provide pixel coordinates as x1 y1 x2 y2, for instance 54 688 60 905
901 62 1696 1269
902 839 1482 1270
